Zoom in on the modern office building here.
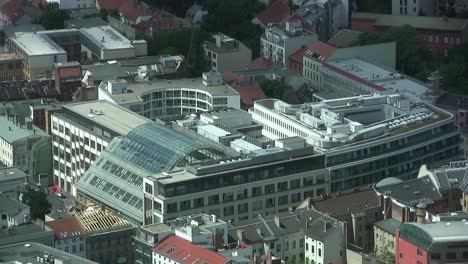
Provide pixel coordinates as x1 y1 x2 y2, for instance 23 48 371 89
0 242 97 264
0 115 51 180
250 93 461 192
51 100 150 196
7 26 147 79
98 71 240 121
261 21 318 66
203 33 252 72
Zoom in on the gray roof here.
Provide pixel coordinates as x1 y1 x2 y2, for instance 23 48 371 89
0 168 27 182
0 242 97 264
399 221 468 251
62 100 150 136
0 116 48 143
353 12 468 31
374 176 443 207
228 207 342 244
0 196 29 216
327 29 363 48
0 224 54 246
374 218 401 235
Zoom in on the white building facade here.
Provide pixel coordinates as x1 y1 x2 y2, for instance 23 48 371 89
261 21 318 66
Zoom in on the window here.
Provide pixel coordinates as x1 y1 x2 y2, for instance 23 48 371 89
463 252 468 259
447 252 456 259
291 179 301 189
180 200 191 211
265 184 275 194
431 253 441 259
167 203 177 213
277 181 287 192
318 248 321 257
193 197 204 208
145 183 153 195
208 194 219 205
417 249 423 256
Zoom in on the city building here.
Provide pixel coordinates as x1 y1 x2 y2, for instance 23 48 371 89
251 93 461 192
54 62 81 101
77 121 234 224
395 220 468 264
351 12 468 54
223 71 267 110
0 167 27 195
153 235 231 264
374 161 468 223
0 242 97 264
309 187 382 251
0 196 30 228
392 0 436 16
45 216 86 258
304 216 345 264
0 51 23 81
321 58 429 101
288 0 349 41
51 100 150 195
251 0 290 28
203 33 252 72
0 223 54 247
228 206 345 263
29 100 64 134
75 210 136 264
0 115 51 180
261 21 318 66
373 218 401 259
7 26 147 79
292 41 395 90
0 79 57 101
134 223 173 264
98 71 241 121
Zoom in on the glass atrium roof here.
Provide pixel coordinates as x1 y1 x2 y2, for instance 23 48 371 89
108 123 225 173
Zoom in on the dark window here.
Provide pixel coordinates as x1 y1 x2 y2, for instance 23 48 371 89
447 252 457 259
417 249 423 256
430 253 441 260
265 184 275 194
463 252 468 259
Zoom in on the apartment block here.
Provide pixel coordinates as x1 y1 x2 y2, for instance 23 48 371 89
261 21 318 66
203 33 252 72
51 100 150 196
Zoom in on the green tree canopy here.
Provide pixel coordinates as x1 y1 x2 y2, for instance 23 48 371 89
439 45 468 94
100 9 109 21
259 79 285 99
22 188 51 220
352 25 434 80
37 2 70 30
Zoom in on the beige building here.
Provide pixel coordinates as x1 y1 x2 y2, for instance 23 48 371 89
203 33 252 72
373 218 400 260
0 52 23 81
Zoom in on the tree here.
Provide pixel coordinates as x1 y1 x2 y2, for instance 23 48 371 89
438 45 468 94
100 9 109 22
37 2 70 30
352 25 434 80
259 79 285 99
22 188 51 220
109 9 120 19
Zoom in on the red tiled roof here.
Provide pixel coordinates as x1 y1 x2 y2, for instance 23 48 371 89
224 71 267 108
154 236 229 264
45 216 86 240
97 0 121 10
119 0 146 21
289 47 307 64
254 0 290 27
306 41 337 61
1 0 24 24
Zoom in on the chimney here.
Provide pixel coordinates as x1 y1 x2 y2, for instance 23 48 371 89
237 229 245 242
307 197 312 209
323 221 329 232
274 216 280 228
416 203 426 224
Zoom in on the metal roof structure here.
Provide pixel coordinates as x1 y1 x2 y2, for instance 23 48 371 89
75 210 134 234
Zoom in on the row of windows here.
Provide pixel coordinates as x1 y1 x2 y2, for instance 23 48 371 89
427 35 461 45
254 108 309 138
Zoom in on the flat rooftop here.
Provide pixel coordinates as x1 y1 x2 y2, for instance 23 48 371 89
102 78 239 104
353 12 468 31
0 167 27 182
80 26 134 51
326 58 429 100
0 242 97 263
10 32 67 56
0 116 48 143
63 100 150 135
